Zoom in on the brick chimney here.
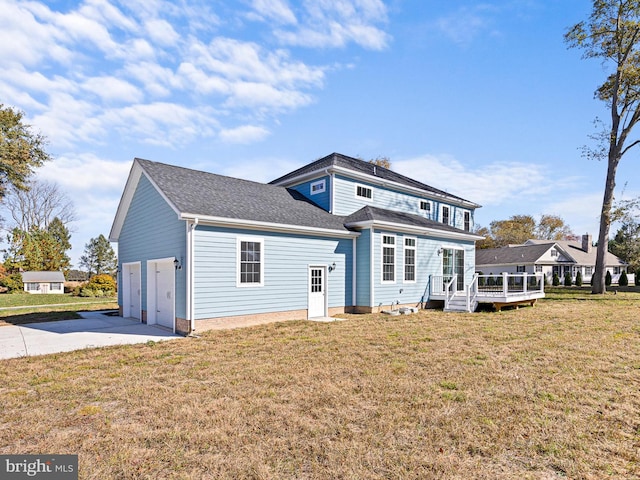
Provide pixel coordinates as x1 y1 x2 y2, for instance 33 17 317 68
582 234 592 253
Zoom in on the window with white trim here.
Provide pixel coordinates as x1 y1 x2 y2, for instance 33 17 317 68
535 265 543 273
51 282 62 290
237 238 264 286
441 205 450 225
464 211 471 231
585 266 593 275
26 282 39 292
404 237 416 282
356 184 372 200
310 179 325 195
550 249 558 257
419 200 431 217
516 265 526 273
382 235 395 283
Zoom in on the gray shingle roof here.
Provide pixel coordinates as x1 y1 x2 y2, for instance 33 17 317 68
476 240 627 267
345 205 474 236
269 152 476 205
525 239 626 266
136 159 351 233
476 243 557 266
22 271 65 282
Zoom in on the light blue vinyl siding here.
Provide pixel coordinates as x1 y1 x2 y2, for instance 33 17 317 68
332 175 474 231
117 174 187 318
370 229 476 307
355 228 371 307
287 175 331 212
193 226 352 319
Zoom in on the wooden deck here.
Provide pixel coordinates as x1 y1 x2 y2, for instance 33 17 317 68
430 273 546 312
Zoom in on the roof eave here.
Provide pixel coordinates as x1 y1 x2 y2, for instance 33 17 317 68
272 165 481 209
346 219 483 241
109 159 181 242
180 213 359 239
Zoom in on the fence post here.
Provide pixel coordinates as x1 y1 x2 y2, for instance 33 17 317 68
503 272 508 296
523 273 528 293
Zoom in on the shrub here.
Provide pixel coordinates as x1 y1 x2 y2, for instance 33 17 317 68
636 271 640 286
0 273 26 293
619 271 628 286
605 271 612 286
575 271 583 287
552 273 560 286
79 288 95 297
86 274 116 295
564 271 572 287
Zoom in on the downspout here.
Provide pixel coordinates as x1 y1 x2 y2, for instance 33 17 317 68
370 227 375 310
187 217 198 333
352 236 357 311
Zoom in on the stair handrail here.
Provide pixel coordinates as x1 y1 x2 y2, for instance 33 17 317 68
467 273 479 312
444 274 457 310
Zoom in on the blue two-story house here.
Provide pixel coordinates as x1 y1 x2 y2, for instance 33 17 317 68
110 153 482 334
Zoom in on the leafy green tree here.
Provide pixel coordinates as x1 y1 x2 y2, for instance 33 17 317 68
566 2 640 293
609 198 640 272
0 104 51 200
535 214 576 241
619 270 629 286
4 217 72 272
80 234 117 276
478 214 574 249
564 271 573 287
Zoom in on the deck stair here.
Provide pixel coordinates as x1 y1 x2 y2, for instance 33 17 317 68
444 293 478 313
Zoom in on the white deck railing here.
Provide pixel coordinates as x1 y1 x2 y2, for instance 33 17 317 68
431 273 545 301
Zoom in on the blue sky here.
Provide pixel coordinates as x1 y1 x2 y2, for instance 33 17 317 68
1 0 637 266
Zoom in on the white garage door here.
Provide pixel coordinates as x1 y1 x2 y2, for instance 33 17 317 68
148 259 175 330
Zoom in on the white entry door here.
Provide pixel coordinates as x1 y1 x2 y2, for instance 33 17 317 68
147 259 175 330
123 263 141 320
308 266 327 318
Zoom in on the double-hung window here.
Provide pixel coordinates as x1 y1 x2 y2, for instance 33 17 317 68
382 235 395 283
441 205 450 225
404 237 416 282
237 238 264 286
464 211 471 231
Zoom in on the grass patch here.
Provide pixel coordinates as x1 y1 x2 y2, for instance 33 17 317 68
0 294 117 325
0 291 638 478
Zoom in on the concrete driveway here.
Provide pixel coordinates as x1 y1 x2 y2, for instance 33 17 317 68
0 311 181 360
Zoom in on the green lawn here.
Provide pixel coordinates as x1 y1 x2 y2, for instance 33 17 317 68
0 289 638 478
0 293 118 324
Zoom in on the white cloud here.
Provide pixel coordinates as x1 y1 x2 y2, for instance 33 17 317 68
81 76 144 103
145 18 180 46
249 0 297 25
219 125 271 144
38 153 132 192
394 154 546 207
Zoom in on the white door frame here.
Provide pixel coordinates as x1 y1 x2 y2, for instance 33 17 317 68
308 265 328 319
122 262 142 321
146 257 176 333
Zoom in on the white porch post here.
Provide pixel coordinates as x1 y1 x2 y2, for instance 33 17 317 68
503 272 508 296
523 273 528 293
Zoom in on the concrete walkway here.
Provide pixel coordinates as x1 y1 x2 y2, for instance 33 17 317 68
0 311 181 360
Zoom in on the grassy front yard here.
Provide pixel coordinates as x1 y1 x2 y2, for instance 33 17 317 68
0 293 118 325
1 291 638 478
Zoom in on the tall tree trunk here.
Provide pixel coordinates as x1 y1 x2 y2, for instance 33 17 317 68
592 154 620 294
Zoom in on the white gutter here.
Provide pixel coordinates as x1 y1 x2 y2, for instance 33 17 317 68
346 220 484 242
179 213 360 239
370 227 375 308
352 236 357 308
271 165 481 209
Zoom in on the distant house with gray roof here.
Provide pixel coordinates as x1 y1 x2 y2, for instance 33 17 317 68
110 153 483 334
21 271 65 294
476 234 629 284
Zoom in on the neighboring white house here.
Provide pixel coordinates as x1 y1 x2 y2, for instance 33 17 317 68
476 234 631 284
22 271 66 294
